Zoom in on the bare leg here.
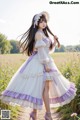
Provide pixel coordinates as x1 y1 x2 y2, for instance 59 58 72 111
31 81 52 119
31 109 37 119
43 81 50 112
33 109 37 112
43 81 52 119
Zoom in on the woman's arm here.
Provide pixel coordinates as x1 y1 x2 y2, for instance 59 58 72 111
35 32 51 72
49 35 58 51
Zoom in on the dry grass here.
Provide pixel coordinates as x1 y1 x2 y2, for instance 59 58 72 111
0 52 79 68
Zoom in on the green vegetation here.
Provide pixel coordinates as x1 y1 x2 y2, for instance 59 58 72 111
0 33 12 54
56 52 80 120
0 33 20 54
0 33 80 54
0 54 27 120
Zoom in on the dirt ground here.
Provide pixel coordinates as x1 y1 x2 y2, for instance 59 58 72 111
17 104 61 120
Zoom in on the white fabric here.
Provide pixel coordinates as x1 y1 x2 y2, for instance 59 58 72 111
35 39 50 65
34 39 46 48
38 47 50 64
34 32 52 66
34 14 42 28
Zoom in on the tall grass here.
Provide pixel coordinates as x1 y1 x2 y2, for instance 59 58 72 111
56 52 80 120
0 54 27 119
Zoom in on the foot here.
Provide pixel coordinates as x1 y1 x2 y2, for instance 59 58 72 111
30 111 37 120
45 112 53 120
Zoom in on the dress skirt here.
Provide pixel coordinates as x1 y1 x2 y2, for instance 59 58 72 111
0 51 77 110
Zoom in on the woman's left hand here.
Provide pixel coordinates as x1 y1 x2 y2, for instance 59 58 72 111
53 35 60 48
54 35 58 41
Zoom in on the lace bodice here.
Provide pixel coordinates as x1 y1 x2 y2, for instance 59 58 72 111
35 36 51 53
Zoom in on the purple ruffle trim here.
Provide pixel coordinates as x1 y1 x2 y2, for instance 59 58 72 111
2 90 43 105
43 38 49 43
50 83 76 104
2 83 76 105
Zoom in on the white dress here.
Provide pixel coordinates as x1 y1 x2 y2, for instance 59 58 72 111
0 31 77 110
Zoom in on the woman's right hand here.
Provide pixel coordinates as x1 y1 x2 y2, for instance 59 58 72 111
45 66 51 72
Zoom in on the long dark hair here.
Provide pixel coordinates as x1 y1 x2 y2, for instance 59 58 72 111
19 14 60 56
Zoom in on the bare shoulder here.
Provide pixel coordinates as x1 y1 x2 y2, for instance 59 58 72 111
35 31 43 40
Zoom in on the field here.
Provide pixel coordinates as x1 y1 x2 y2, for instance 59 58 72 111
0 52 80 120
0 52 78 87
0 52 79 71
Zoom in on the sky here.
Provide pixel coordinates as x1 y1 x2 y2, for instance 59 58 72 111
0 0 80 46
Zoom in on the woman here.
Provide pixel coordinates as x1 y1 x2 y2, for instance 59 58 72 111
0 11 77 120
